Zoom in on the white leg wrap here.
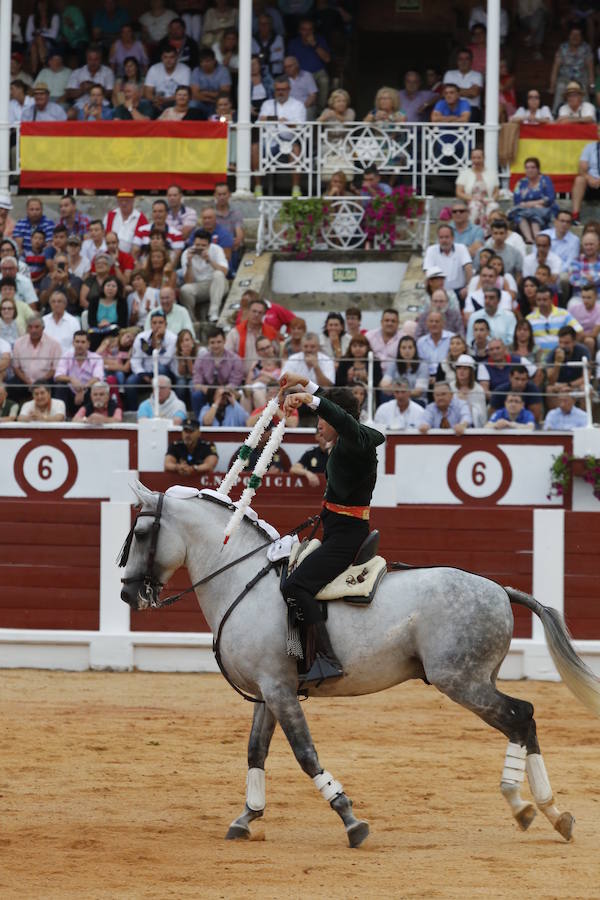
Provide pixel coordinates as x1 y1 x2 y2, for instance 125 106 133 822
246 767 266 811
313 770 343 803
501 741 527 784
526 753 554 808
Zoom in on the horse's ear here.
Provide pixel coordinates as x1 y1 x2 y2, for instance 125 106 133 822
129 480 154 505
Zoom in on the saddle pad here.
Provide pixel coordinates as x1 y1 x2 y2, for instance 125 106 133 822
316 556 387 601
289 538 321 570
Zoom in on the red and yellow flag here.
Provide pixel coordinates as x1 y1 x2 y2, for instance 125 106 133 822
510 123 597 192
20 121 228 190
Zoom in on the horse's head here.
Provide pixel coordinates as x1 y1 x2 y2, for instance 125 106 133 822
119 481 187 610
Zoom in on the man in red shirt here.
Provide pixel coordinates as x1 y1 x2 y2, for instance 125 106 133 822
90 231 135 289
235 289 295 335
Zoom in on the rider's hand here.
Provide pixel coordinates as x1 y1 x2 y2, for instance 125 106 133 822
279 372 308 391
284 392 312 413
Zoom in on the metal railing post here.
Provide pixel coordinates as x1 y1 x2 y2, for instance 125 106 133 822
582 357 593 427
367 351 374 423
152 349 160 417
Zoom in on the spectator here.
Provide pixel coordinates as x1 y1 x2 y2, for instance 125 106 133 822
443 48 483 121
518 0 547 59
421 267 461 312
164 417 218 475
0 332 9 380
522 234 563 283
476 219 523 279
0 281 34 341
321 311 350 363
366 308 410 366
244 335 282 408
289 430 329 486
281 315 307 359
88 275 128 336
466 287 517 347
190 47 231 118
287 17 331 111
344 307 365 340
9 316 61 402
97 231 134 290
13 198 55 256
21 81 67 122
142 245 177 293
54 330 104 417
252 12 285 79
550 24 594 113
98 326 135 391
42 226 68 278
510 88 553 123
363 86 405 125
25 228 50 292
180 229 229 324
469 2 510 41
25 0 60 73
512 317 543 369
18 381 66 423
137 373 187 423
201 0 238 47
127 269 158 325
508 157 558 243
65 235 89 282
490 363 543 423
214 27 239 77
431 82 471 123
250 54 272 120
380 334 428 404
112 57 145 106
38 253 82 315
486 392 536 430
318 89 354 128
358 164 392 198
0 294 23 347
66 45 115 105
82 222 107 269
373 379 426 430
80 252 113 310
470 317 491 362
166 183 198 242
569 284 600 355
132 199 185 261
397 70 436 123
556 80 596 123
10 79 35 126
251 75 305 198
436 334 476 386
283 55 317 119
486 209 527 262
418 381 471 434
125 310 177 409
546 325 590 406
0 383 18 422
416 310 454 378
156 17 199 70
465 264 513 318
91 0 130 47
453 353 487 427
56 0 89 60
0 256 37 309
543 392 589 430
73 381 122 423
57 195 89 239
214 182 245 273
144 47 191 114
109 23 148 75
42 291 80 353
199 385 247 427
235 289 295 337
33 50 71 105
140 0 177 47
423 224 473 302
112 80 154 120
335 334 383 393
541 210 580 276
191 324 243 417
571 131 600 224
448 200 484 257
416 288 464 338
282 331 335 386
103 190 149 255
0 195 15 239
569 230 600 298
225 296 279 375
159 82 204 121
76 83 113 120
144 285 193 333
169 327 199 401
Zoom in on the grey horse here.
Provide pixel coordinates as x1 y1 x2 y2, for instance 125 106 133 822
120 483 600 848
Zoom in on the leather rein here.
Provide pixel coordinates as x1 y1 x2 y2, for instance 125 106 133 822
118 493 320 702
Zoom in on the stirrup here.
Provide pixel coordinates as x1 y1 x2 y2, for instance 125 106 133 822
302 654 344 685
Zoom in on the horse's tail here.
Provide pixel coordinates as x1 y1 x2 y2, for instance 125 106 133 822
505 586 600 717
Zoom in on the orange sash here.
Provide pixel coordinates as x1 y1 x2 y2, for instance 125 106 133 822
323 501 370 521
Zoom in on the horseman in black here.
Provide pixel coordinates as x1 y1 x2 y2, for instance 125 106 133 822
280 372 385 684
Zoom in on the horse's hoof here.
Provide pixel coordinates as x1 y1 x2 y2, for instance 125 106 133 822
554 812 575 842
347 820 370 848
515 803 537 831
225 824 250 840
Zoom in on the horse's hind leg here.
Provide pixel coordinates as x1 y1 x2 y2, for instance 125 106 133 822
263 686 370 848
226 703 277 840
431 676 574 841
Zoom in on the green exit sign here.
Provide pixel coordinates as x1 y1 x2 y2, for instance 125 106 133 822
333 267 357 283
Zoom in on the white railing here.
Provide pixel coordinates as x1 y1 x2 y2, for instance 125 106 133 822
256 194 431 254
231 121 484 196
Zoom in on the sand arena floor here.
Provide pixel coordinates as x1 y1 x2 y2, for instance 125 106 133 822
1 670 599 900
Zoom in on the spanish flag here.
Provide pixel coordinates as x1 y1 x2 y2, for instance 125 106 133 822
20 121 228 190
510 123 597 192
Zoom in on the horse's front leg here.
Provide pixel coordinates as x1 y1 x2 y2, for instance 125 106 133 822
264 686 370 848
226 702 277 840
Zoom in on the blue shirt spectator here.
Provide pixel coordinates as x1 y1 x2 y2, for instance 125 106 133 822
432 96 471 119
287 29 330 74
420 391 472 430
541 214 580 270
579 140 600 179
543 397 589 430
199 393 248 427
489 406 536 427
13 201 55 255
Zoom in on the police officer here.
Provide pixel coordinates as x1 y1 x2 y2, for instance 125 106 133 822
164 417 219 476
280 372 385 684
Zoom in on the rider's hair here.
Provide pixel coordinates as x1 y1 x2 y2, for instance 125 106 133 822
324 387 360 420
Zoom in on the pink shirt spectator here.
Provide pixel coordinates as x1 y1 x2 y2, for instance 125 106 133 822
569 300 600 335
365 323 417 364
55 349 105 392
12 332 62 381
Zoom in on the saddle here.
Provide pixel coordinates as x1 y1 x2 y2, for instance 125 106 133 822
287 530 387 606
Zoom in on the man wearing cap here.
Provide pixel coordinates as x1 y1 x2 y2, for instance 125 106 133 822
34 51 71 106
13 198 55 255
125 310 177 410
422 267 461 312
374 379 426 430
66 234 90 280
164 418 218 475
0 194 15 238
556 81 596 123
58 194 90 238
21 82 67 122
104 190 149 255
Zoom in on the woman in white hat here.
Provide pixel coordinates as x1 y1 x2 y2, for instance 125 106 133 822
453 353 487 427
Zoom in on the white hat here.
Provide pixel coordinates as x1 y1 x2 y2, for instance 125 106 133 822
455 353 475 368
0 194 13 210
424 267 445 279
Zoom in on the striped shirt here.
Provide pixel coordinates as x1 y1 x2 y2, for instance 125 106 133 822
526 306 582 358
132 223 185 255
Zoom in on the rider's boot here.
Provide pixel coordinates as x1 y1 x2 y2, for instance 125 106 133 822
302 620 344 684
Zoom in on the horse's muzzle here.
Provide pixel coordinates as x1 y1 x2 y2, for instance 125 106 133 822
121 577 162 610
120 580 143 610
